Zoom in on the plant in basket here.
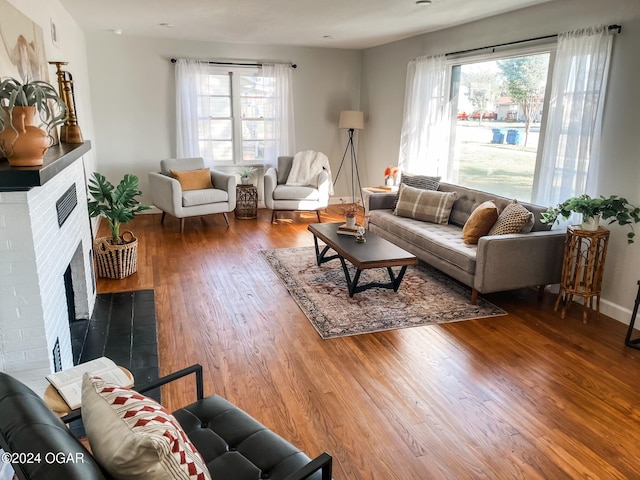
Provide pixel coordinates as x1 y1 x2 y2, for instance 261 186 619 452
88 172 151 279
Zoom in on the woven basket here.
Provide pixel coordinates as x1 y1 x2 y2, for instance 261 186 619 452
94 231 138 279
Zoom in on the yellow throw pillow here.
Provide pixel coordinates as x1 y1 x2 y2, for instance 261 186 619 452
170 168 213 191
462 200 499 244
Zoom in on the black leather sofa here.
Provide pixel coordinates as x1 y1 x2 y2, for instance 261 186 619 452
0 365 332 480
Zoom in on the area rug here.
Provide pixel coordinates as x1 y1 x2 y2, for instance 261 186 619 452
261 246 506 339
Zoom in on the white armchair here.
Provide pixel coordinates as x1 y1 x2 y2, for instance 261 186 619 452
148 157 236 233
264 156 330 223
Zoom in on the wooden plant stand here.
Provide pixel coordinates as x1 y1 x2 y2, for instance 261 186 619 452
555 226 610 324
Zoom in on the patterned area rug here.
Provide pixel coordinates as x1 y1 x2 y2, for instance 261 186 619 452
261 246 507 339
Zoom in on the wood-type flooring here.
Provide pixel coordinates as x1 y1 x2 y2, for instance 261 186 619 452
96 207 640 479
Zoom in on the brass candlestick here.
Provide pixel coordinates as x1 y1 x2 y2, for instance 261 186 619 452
49 61 83 143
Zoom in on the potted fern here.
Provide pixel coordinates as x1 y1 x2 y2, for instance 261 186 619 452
0 77 68 166
239 166 258 185
88 172 150 279
541 194 640 244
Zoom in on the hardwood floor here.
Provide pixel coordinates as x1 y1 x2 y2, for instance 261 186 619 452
97 208 640 479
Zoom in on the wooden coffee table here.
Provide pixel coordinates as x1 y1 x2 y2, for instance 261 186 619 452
308 222 418 297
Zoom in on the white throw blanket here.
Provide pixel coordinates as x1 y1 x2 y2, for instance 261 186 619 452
286 150 334 194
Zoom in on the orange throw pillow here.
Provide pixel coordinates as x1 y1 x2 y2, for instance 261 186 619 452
170 168 213 191
462 200 499 244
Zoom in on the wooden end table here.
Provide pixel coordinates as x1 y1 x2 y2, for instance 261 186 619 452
554 225 610 324
235 184 258 219
308 222 417 297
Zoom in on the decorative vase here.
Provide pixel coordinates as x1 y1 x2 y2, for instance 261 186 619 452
385 177 394 187
581 214 601 231
0 106 49 167
241 177 250 185
346 215 357 229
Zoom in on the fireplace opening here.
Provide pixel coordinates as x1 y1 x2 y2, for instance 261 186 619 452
64 265 76 324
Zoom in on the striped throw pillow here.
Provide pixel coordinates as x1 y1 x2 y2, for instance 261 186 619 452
394 183 457 224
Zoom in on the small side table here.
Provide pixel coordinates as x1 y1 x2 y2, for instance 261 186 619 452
554 225 610 324
235 184 258 220
44 366 134 416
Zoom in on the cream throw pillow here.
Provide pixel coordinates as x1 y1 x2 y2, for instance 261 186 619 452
170 168 213 191
488 200 534 235
81 374 211 480
394 183 457 225
462 201 499 244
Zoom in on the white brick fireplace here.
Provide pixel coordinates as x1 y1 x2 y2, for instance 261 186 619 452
0 143 96 395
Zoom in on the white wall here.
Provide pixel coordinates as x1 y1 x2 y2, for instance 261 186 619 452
83 34 363 204
360 0 640 323
6 0 97 178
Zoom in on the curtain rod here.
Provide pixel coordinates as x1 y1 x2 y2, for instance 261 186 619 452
170 58 297 68
446 24 622 57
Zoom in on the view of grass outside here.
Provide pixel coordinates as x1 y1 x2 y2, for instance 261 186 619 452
455 121 539 202
452 54 549 203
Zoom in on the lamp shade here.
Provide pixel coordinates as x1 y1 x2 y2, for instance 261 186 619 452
338 111 364 130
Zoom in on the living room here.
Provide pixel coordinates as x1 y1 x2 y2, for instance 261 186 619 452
2 0 640 478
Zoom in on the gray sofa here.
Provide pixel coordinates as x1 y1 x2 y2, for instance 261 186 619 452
365 182 566 303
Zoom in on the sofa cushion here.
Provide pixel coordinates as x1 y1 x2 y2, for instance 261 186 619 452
182 188 228 207
488 200 535 235
82 374 211 480
394 184 457 225
462 201 499 244
370 210 477 274
171 168 213 191
393 172 440 209
273 184 320 201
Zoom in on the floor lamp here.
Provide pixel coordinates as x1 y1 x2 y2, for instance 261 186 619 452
334 110 364 206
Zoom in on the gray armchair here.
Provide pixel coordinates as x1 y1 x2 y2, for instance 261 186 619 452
148 157 236 233
264 156 330 223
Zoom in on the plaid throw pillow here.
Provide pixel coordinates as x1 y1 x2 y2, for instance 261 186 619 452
392 173 440 210
394 183 457 224
82 374 211 480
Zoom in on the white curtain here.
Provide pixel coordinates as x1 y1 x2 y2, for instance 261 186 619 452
398 54 450 176
262 63 296 167
175 59 209 158
534 26 613 207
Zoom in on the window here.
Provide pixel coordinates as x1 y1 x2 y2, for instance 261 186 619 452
196 68 274 164
448 51 552 202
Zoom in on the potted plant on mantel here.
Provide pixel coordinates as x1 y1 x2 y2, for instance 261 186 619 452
0 77 68 167
541 194 640 244
88 172 151 279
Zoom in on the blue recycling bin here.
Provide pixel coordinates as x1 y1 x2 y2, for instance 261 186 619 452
491 129 505 144
507 129 521 145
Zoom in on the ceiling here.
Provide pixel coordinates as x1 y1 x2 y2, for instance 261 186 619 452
59 0 555 50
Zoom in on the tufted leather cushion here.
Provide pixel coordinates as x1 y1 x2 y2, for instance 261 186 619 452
173 395 320 480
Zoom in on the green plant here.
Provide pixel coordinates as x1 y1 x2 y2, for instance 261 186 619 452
0 77 67 134
541 194 640 244
239 166 258 178
88 172 151 244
